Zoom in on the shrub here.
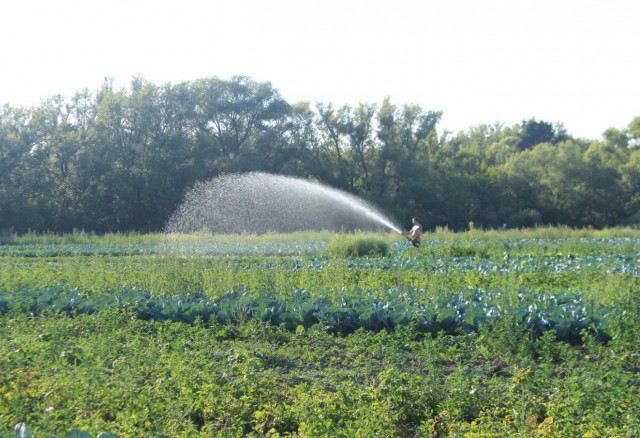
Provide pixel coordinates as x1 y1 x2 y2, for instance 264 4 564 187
327 234 390 257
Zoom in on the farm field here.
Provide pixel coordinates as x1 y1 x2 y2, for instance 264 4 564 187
1 228 639 437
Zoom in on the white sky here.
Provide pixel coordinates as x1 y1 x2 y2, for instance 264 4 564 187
1 0 639 139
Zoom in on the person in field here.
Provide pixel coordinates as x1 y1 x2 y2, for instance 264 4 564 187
403 217 422 248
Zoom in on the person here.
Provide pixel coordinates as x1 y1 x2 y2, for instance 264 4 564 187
403 217 422 248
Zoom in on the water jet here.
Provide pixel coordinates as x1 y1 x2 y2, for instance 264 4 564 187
164 172 401 235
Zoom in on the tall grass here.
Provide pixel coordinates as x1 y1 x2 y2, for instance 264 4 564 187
428 225 640 241
1 229 342 245
0 230 161 245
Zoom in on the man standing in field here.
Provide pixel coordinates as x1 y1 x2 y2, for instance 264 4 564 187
403 217 422 248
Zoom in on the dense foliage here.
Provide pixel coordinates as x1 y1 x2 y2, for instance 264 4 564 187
327 235 390 257
1 229 639 436
1 76 640 233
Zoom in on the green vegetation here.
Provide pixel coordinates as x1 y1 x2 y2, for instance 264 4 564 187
1 229 639 437
327 233 390 257
2 76 640 234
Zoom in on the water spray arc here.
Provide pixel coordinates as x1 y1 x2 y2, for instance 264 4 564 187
165 172 402 235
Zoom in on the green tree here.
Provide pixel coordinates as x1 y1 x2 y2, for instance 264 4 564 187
0 106 42 232
518 118 555 151
372 99 442 225
627 115 640 142
342 102 377 193
19 94 90 231
192 76 291 173
315 102 352 189
429 141 498 230
581 141 625 227
370 97 398 203
619 148 640 223
603 127 629 149
504 141 623 227
86 77 202 231
282 102 322 177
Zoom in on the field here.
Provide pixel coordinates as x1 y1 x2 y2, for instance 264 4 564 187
1 228 639 437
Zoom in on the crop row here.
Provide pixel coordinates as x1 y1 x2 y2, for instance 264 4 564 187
0 287 619 344
1 236 638 258
198 253 638 276
349 255 639 276
3 251 636 278
0 242 327 258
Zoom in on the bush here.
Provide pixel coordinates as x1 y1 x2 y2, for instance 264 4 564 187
327 234 390 257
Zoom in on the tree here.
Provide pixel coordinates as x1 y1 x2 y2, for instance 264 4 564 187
603 127 629 149
628 116 640 143
280 102 321 177
504 141 624 227
340 102 377 192
372 98 401 204
192 76 291 173
86 77 202 231
315 102 352 189
619 148 640 223
372 100 442 225
0 106 41 232
517 118 556 151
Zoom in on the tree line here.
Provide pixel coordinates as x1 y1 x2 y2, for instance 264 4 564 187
1 75 639 234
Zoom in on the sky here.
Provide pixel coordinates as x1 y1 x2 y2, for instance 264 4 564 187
1 0 639 140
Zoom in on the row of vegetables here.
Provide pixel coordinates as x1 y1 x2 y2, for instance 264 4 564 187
3 251 638 279
0 286 621 345
0 242 325 257
323 254 639 275
1 237 638 258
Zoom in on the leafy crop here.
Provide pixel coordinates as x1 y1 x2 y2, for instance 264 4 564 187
0 287 618 344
